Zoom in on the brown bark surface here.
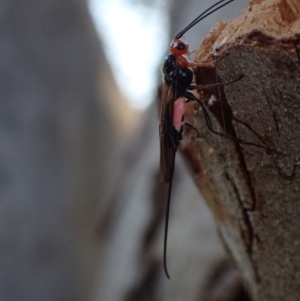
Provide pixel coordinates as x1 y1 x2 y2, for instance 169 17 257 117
183 0 300 300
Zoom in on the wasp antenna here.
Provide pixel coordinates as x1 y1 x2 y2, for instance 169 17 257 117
175 0 235 39
163 156 176 280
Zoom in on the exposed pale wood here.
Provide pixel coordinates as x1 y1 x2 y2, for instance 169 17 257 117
183 0 300 300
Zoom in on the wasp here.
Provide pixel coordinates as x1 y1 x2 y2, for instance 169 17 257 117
159 0 269 279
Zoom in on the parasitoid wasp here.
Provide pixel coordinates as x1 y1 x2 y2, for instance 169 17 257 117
159 0 270 279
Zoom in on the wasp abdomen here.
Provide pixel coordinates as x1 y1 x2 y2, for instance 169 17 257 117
173 97 185 132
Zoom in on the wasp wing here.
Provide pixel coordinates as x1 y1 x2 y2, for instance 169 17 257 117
159 82 178 183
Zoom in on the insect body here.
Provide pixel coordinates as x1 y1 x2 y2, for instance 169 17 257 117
159 0 270 279
160 37 215 280
160 40 194 182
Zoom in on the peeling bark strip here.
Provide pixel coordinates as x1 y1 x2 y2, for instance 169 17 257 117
182 0 300 300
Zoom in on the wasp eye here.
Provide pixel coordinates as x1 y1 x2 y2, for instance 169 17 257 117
177 43 185 50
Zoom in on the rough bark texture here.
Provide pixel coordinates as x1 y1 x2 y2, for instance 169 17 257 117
182 0 300 300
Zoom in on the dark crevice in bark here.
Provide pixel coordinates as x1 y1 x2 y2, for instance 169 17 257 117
194 66 238 139
229 145 260 265
224 170 261 283
229 134 257 211
263 86 281 137
224 171 252 251
272 111 280 137
232 116 271 147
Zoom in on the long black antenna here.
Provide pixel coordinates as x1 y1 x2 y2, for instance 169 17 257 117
175 0 235 39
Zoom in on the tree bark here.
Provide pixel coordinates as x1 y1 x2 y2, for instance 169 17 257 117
183 0 300 300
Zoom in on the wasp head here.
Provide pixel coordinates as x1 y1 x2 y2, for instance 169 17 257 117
170 39 189 56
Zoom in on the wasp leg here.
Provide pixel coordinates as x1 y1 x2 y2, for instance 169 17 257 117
188 74 243 91
183 90 270 150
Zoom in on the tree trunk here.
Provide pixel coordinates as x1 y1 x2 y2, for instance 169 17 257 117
184 0 300 300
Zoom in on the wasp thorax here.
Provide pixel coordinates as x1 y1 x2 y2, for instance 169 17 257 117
170 39 189 56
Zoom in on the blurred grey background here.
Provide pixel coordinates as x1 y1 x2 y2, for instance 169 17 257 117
0 0 247 300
